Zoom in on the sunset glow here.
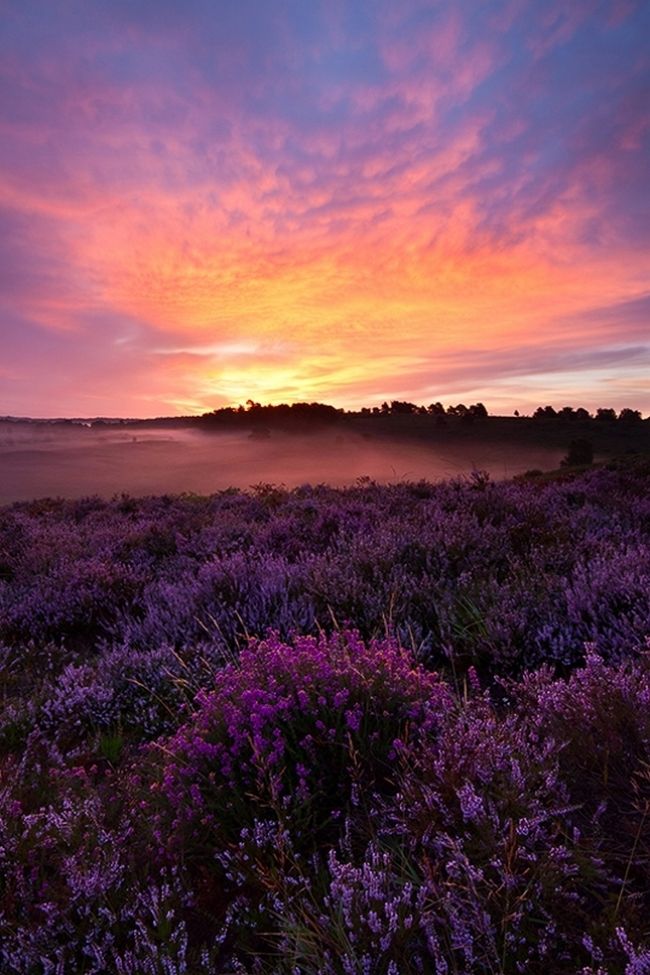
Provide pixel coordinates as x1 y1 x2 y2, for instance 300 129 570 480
1 1 649 416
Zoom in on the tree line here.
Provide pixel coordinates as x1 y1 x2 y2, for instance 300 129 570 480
532 405 643 422
193 399 645 428
360 401 488 418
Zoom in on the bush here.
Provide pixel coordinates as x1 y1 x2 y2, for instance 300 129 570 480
153 631 451 956
159 631 450 854
561 438 594 467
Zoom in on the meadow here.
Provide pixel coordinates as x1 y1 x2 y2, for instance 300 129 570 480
1 461 649 973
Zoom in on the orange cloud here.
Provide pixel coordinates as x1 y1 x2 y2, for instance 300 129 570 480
1 0 648 417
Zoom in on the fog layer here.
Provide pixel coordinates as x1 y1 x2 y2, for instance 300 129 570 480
0 424 564 504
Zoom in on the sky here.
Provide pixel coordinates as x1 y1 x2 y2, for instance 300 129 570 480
0 0 649 418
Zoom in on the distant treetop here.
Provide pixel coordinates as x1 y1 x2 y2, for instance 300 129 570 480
189 399 647 430
197 400 342 430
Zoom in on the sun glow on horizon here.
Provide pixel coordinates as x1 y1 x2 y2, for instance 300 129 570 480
1 1 648 418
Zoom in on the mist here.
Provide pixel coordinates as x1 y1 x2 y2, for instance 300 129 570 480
0 423 565 505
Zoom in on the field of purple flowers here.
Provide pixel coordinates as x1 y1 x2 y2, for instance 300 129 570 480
1 462 649 973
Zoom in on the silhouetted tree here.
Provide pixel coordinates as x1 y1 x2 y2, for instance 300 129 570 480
390 400 418 414
198 401 340 431
619 408 642 423
557 406 576 420
560 439 594 468
533 406 557 419
595 408 617 422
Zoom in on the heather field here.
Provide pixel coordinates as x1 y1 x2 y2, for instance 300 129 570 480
1 463 650 974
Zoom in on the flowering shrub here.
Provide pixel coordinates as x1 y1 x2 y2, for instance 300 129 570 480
396 707 596 972
515 650 650 940
1 466 648 680
159 630 451 861
269 843 429 975
0 466 648 971
229 656 650 974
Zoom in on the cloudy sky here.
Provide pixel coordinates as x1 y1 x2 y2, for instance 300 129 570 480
1 0 648 417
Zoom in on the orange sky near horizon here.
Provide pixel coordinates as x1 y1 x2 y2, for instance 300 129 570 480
1 1 649 418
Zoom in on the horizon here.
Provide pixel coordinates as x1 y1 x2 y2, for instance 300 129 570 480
1 1 649 417
2 397 648 424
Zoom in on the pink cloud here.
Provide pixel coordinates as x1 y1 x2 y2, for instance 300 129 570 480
0 0 648 417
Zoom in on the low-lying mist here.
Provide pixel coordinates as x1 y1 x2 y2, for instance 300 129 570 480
0 423 565 504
